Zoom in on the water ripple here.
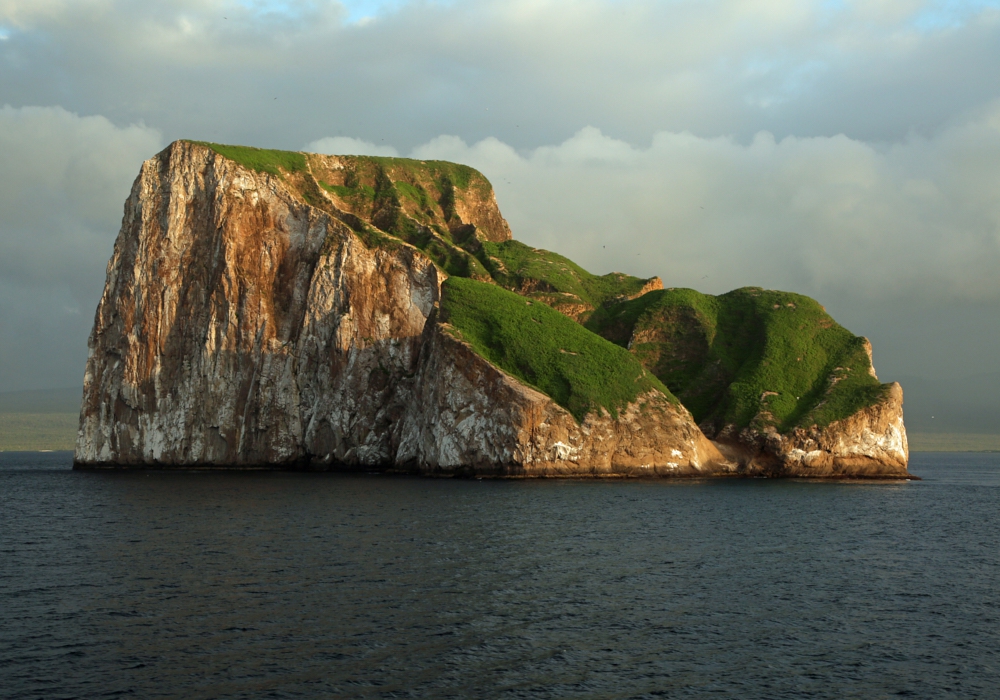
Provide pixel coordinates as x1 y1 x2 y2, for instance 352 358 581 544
1 451 998 698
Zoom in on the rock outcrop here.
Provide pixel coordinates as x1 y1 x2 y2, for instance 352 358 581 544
584 286 912 477
710 382 909 477
397 320 722 476
76 140 910 478
75 141 723 474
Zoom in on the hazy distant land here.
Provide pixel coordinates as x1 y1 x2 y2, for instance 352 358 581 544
906 433 1000 452
0 414 76 451
0 388 79 451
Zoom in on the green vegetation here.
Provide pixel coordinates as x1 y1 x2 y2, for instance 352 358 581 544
319 181 375 201
385 217 486 277
189 139 892 432
586 286 887 431
330 156 484 205
311 155 491 276
190 141 306 176
479 240 652 312
394 181 430 209
365 156 478 192
190 142 498 277
0 413 77 451
439 277 674 421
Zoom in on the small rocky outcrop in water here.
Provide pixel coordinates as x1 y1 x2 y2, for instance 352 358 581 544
76 141 910 478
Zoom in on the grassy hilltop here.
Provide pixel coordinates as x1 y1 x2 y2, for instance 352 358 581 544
182 141 896 430
585 287 886 432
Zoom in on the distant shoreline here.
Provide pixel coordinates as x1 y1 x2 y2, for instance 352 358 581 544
907 433 1000 452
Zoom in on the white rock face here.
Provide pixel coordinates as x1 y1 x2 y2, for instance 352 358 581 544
769 382 909 476
396 322 722 476
75 141 724 474
711 382 910 478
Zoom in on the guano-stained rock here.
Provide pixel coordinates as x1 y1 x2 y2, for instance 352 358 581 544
75 141 725 475
75 140 911 478
711 382 909 478
397 320 723 476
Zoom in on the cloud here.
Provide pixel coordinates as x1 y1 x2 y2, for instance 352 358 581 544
4 102 1000 391
0 105 162 391
2 0 999 150
1 0 999 390
399 109 1000 305
305 135 399 157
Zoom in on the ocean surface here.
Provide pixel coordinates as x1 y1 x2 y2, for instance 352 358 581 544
1 453 998 699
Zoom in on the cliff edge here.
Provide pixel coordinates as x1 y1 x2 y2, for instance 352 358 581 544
75 141 909 478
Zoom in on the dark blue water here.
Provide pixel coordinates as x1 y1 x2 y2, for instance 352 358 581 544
2 453 998 699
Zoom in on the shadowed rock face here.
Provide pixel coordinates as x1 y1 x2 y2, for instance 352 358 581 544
76 141 726 474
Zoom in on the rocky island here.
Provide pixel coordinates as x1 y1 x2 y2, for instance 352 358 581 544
75 141 910 478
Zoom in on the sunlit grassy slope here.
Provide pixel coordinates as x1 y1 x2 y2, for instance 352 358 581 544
477 240 656 318
440 277 674 421
586 287 888 431
190 142 307 175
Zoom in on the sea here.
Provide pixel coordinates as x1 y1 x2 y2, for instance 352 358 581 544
1 452 998 699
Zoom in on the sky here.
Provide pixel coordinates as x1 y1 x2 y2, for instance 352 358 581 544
1 0 999 428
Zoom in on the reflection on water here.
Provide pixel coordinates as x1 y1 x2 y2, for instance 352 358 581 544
2 452 998 698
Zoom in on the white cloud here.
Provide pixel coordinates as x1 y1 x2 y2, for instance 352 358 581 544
305 135 399 157
1 0 1000 388
2 0 999 149
400 106 1000 303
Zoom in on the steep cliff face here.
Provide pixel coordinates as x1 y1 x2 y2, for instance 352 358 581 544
77 141 442 465
76 141 723 474
397 321 722 476
711 383 908 477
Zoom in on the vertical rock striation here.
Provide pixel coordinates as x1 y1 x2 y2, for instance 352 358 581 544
76 141 724 474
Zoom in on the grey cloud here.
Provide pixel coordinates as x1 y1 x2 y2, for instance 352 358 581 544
0 105 162 391
2 0 999 150
403 117 1000 384
0 0 998 400
407 115 1000 303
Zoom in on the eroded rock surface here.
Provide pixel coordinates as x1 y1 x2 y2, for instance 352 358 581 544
710 383 909 478
397 321 723 476
76 141 724 474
